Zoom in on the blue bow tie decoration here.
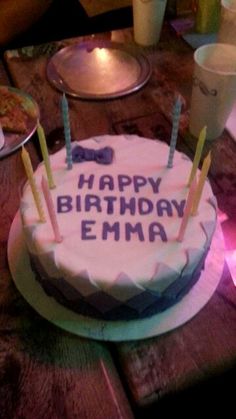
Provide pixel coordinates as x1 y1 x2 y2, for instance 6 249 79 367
72 145 113 165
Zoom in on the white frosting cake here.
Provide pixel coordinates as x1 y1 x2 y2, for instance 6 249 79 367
20 135 217 320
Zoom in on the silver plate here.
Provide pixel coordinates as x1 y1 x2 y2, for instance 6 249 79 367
0 86 40 159
46 40 152 99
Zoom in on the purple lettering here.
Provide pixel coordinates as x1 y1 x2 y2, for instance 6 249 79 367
120 197 136 215
81 220 96 240
103 196 117 214
118 175 132 192
57 196 72 213
171 200 186 217
78 174 94 190
76 195 81 212
156 199 172 216
85 195 102 212
138 198 153 215
148 177 162 193
149 222 167 242
99 175 114 191
133 175 147 193
125 223 144 241
102 222 120 241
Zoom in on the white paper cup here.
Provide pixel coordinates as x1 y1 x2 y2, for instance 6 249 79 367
132 0 167 46
189 43 236 141
218 0 236 45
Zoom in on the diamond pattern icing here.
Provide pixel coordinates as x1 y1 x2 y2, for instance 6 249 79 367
163 274 190 299
164 250 206 299
65 270 99 297
183 248 201 275
126 291 159 313
201 221 216 243
208 196 217 210
104 272 144 302
146 262 179 294
86 291 122 313
38 250 62 278
49 278 83 302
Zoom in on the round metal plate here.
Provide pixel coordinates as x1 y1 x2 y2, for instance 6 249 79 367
0 86 40 159
46 40 152 99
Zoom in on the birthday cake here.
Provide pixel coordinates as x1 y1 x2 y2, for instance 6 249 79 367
20 134 217 320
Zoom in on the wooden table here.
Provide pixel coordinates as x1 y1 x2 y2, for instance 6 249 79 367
80 0 131 17
0 23 236 419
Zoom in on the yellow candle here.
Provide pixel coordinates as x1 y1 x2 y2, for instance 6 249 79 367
177 177 197 242
187 126 207 186
37 123 55 189
192 151 212 215
21 146 46 222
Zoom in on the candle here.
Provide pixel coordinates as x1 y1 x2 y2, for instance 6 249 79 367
21 146 45 222
37 123 55 189
187 126 207 186
41 175 62 243
192 151 212 215
177 177 197 242
167 95 182 168
61 93 72 170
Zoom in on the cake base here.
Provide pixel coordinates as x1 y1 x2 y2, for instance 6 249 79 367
8 211 225 342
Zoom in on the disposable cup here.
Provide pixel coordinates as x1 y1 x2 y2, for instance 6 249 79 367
189 43 236 140
132 0 167 46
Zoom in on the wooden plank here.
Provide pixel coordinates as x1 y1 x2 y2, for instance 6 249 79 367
0 272 134 419
115 290 236 406
80 0 131 17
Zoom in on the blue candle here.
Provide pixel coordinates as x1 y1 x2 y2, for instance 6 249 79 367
167 96 182 168
61 93 72 170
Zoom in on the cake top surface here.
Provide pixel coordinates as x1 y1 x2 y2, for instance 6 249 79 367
21 135 217 292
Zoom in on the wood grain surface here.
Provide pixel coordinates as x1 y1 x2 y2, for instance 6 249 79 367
1 23 236 417
80 0 131 17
